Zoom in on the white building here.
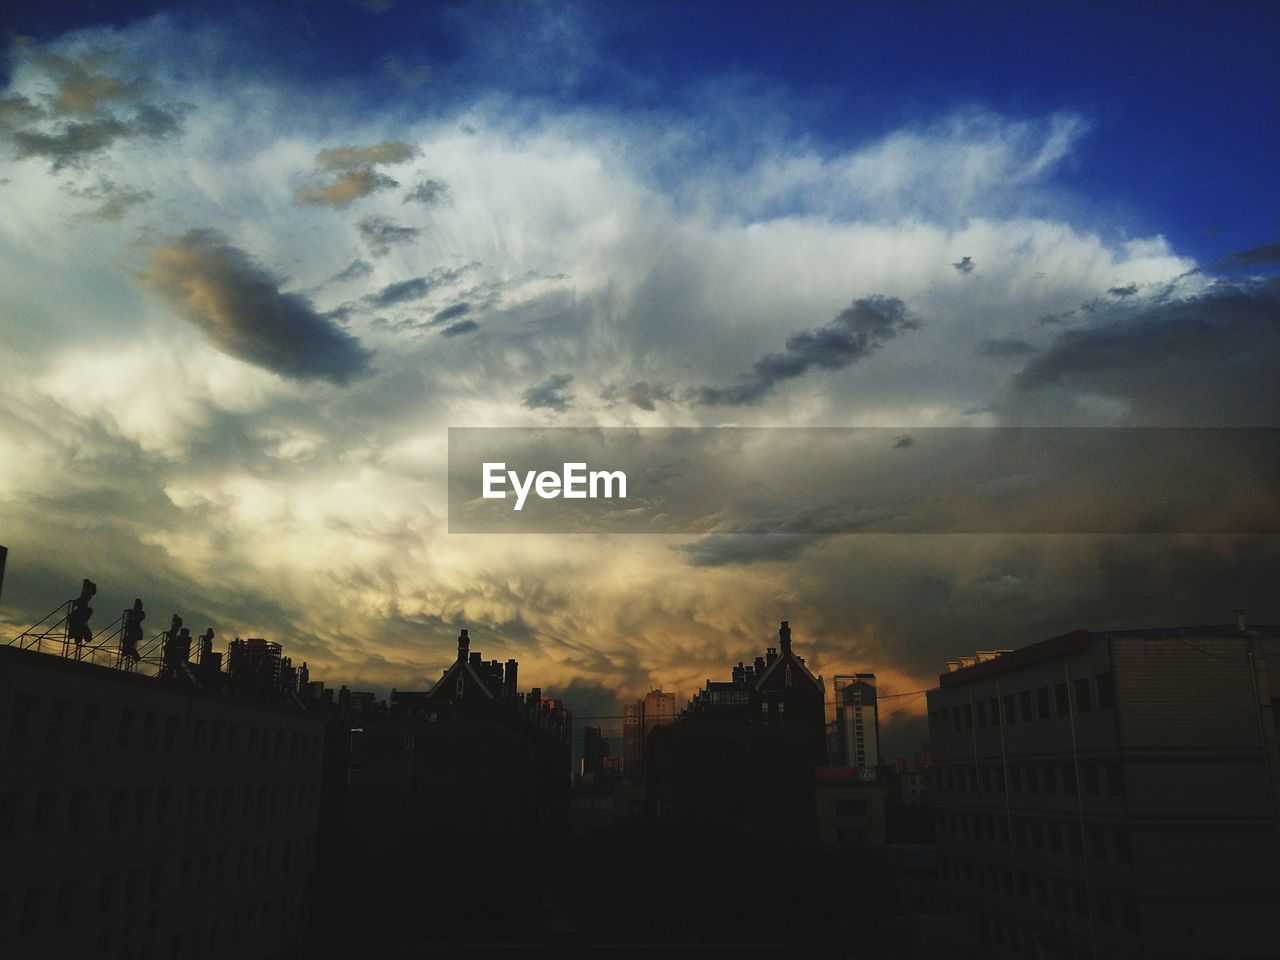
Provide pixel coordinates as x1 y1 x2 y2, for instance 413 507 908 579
927 623 1280 959
0 644 325 958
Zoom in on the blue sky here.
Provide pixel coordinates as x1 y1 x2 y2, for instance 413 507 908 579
7 0 1277 264
0 1 1276 753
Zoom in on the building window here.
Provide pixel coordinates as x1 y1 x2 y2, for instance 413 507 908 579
1083 764 1100 795
45 700 68 744
78 703 100 747
1062 764 1077 795
34 791 56 837
1019 691 1032 722
1036 687 1050 719
1003 694 1016 725
164 715 179 750
962 703 973 730
118 709 135 749
1105 763 1124 796
11 694 34 740
1074 677 1092 713
109 791 127 831
1096 673 1115 709
1113 830 1132 864
1043 766 1057 794
989 697 1000 725
975 701 986 727
1054 682 1069 716
1088 826 1107 860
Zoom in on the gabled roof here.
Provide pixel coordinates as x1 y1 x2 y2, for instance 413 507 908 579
755 650 822 691
428 656 498 701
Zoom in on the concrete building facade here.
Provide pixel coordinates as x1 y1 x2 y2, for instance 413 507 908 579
927 624 1280 959
0 644 324 958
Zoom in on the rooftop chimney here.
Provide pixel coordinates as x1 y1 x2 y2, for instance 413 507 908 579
779 620 792 656
503 659 519 703
754 655 766 673
469 651 482 668
457 628 470 660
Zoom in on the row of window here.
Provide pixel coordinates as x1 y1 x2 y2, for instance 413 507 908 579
8 693 321 762
933 673 1115 734
0 880 302 955
937 760 1124 799
0 784 320 839
941 852 1140 934
939 810 1133 864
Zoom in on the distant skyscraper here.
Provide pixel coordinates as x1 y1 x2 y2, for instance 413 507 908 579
831 674 879 771
581 724 609 776
621 689 676 775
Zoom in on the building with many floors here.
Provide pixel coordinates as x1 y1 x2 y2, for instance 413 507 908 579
0 641 325 958
927 620 1280 959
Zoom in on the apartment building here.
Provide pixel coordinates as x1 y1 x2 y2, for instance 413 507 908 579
927 622 1280 959
0 643 325 959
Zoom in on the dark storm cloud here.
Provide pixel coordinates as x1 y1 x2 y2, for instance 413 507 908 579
1215 242 1280 271
1107 283 1138 297
1013 276 1280 392
696 296 918 405
952 256 974 274
977 337 1035 358
893 434 913 448
358 215 420 256
521 374 574 412
140 229 372 383
440 320 479 337
404 178 448 205
294 140 415 208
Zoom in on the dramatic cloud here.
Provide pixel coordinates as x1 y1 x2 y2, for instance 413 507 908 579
952 256 975 274
1215 242 1280 271
1014 277 1279 391
139 230 373 383
521 374 575 411
358 215 420 256
294 140 415 207
696 296 918 405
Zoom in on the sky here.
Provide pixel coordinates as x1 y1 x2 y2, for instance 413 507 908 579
0 0 1277 757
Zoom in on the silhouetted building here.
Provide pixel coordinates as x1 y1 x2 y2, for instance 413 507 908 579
581 724 609 777
621 688 676 775
648 620 827 841
0 641 324 957
927 621 1280 958
344 629 572 856
831 673 880 771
